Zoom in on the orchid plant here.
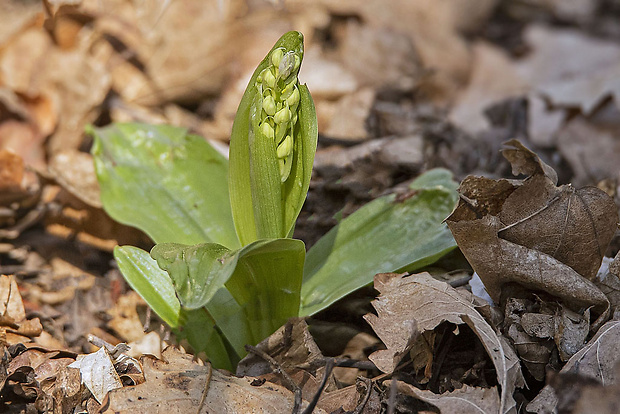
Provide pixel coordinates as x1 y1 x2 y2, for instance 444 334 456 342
92 32 458 370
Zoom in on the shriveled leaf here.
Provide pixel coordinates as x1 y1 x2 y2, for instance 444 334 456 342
528 320 620 413
68 347 122 404
92 122 239 248
114 246 232 369
104 347 327 414
300 169 458 317
236 318 323 377
364 272 524 414
393 381 501 414
446 140 616 327
151 243 237 310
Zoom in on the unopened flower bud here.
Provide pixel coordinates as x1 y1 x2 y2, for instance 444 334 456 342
262 68 276 89
271 48 284 68
261 121 274 140
262 95 276 116
277 135 293 158
279 51 296 80
274 106 291 125
286 86 300 108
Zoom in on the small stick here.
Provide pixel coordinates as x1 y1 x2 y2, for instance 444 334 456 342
245 345 303 413
352 377 373 414
301 358 335 414
196 362 213 414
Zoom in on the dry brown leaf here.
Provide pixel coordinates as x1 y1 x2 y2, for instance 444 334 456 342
0 274 27 323
336 22 422 92
527 320 620 413
527 94 565 148
106 292 147 344
316 380 381 413
449 42 529 134
517 25 620 115
394 381 501 414
556 116 620 186
48 150 102 208
105 346 328 414
446 140 617 328
236 318 324 377
364 272 524 414
323 88 375 141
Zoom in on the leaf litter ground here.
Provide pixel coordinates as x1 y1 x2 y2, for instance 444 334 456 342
1 1 620 413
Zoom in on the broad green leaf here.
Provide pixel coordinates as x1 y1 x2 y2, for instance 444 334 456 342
175 307 237 371
300 169 459 317
229 31 317 244
114 246 232 369
114 246 183 328
226 238 306 341
149 242 252 356
151 243 237 310
91 122 239 249
150 238 305 355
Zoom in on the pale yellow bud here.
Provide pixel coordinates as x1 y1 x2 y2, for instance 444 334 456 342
262 68 276 89
277 135 293 158
271 48 284 68
286 86 300 108
274 106 291 125
260 122 274 140
262 95 276 116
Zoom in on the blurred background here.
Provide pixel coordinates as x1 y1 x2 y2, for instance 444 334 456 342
1 0 619 246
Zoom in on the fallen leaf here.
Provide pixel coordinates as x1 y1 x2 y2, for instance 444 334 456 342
364 272 524 414
236 318 324 378
446 140 617 328
517 25 620 115
394 381 500 414
556 116 620 186
48 150 102 208
449 41 528 134
104 346 328 414
323 88 375 141
68 346 123 404
527 320 620 413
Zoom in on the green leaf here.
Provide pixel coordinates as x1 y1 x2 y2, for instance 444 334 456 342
225 238 306 341
114 246 232 369
114 246 183 328
91 122 239 248
229 31 316 244
174 307 237 371
300 169 459 317
149 242 252 356
150 238 305 355
151 243 237 310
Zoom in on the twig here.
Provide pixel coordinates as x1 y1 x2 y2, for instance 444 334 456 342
245 345 303 413
196 362 213 414
386 378 398 414
298 358 377 372
352 377 373 414
301 358 334 414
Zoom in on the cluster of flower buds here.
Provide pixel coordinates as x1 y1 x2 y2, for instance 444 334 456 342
255 47 302 182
